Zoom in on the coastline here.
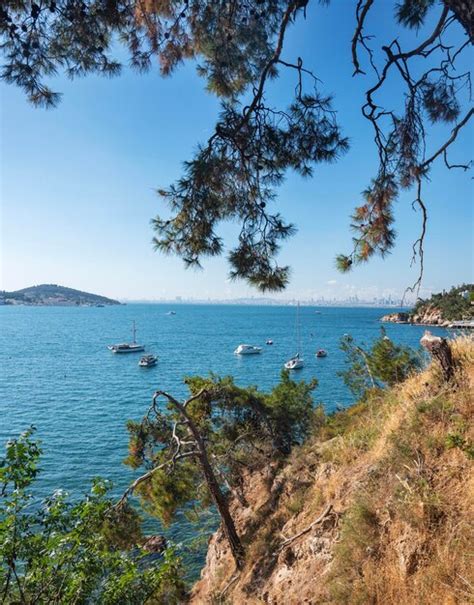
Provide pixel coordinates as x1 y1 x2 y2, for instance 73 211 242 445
380 312 473 329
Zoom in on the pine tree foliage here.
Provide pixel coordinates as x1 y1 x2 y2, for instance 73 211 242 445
340 0 472 293
1 0 472 290
339 329 422 398
121 372 316 565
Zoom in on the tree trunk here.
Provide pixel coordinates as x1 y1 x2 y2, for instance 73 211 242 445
420 331 456 382
196 446 245 569
175 401 245 569
443 0 473 41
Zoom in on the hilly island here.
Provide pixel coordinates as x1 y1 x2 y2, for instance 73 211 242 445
0 284 121 306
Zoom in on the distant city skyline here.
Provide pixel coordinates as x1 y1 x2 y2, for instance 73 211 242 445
1 4 472 301
2 280 457 307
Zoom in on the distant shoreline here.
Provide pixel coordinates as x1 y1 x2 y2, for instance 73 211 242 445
2 300 409 310
119 301 410 309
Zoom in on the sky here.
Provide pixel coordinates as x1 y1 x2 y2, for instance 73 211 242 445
1 2 472 302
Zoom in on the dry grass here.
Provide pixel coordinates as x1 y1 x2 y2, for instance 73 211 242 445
191 336 474 605
325 335 474 604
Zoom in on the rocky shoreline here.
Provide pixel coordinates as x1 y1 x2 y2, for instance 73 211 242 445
380 308 473 328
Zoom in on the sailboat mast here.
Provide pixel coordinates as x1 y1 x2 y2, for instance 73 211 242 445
297 302 301 354
132 321 136 344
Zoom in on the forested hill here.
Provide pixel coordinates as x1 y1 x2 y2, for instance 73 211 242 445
411 284 473 322
382 284 474 326
1 284 121 306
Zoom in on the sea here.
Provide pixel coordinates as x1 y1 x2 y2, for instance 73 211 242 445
0 303 448 576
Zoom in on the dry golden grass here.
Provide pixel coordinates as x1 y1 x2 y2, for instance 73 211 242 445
191 337 474 605
324 335 474 605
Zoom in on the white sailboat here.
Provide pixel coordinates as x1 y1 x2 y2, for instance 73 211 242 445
285 303 304 370
108 321 145 353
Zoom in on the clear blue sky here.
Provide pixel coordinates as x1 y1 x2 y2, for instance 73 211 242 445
1 2 472 301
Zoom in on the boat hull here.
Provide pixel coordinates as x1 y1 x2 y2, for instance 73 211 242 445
109 345 145 353
234 345 262 355
285 358 304 370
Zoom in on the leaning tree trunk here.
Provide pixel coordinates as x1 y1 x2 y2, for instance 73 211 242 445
420 331 456 382
174 400 245 569
443 0 473 41
195 444 245 569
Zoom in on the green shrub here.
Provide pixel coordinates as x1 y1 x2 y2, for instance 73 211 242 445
0 428 186 604
340 329 421 399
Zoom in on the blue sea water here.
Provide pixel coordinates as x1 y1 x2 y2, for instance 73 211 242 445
0 304 447 574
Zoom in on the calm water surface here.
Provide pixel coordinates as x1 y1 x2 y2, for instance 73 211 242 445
0 304 447 574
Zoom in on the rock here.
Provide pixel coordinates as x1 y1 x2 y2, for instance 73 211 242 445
380 312 410 323
393 527 423 576
142 535 167 553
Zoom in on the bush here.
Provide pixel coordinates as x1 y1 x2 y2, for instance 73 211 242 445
0 428 186 604
339 329 422 398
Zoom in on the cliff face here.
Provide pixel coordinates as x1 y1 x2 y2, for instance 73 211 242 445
381 305 449 326
382 286 474 327
191 338 473 604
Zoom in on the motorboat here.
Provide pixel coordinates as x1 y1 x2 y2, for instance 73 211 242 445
285 353 304 370
316 349 327 358
266 339 274 345
139 355 158 367
108 321 145 353
234 344 262 355
166 311 176 316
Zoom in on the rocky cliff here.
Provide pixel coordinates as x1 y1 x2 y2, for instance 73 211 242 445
190 337 473 604
381 304 451 326
381 285 474 327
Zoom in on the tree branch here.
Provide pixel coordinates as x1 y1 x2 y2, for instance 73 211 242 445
420 108 474 170
278 504 334 551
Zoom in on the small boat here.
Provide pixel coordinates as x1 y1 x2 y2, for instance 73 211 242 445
285 353 304 370
139 355 158 367
166 311 176 316
284 303 304 370
234 344 262 355
108 321 145 353
316 349 327 358
266 339 274 345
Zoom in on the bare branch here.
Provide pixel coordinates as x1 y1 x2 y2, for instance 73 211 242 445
351 0 374 75
278 504 335 551
420 108 474 170
403 178 427 303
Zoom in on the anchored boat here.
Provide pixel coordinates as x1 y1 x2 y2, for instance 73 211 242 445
285 303 304 370
285 352 304 370
108 321 145 353
234 344 262 355
139 355 157 367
